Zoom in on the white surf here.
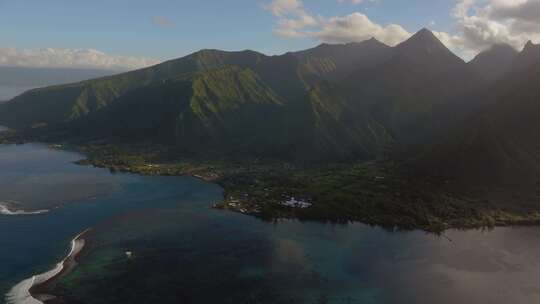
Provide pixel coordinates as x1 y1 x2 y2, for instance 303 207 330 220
5 230 88 304
0 202 49 216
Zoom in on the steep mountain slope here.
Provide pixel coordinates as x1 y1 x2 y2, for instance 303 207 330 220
469 44 518 83
282 82 394 160
67 67 286 150
0 51 266 128
0 40 392 130
0 29 495 162
512 41 540 72
417 43 540 188
292 38 393 83
50 69 394 160
342 29 481 143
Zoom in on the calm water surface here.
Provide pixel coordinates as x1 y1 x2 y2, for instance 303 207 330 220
1 143 539 304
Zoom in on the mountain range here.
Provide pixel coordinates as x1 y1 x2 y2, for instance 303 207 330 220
1 28 539 187
416 39 540 188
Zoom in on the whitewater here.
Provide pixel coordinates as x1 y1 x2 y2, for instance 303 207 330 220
5 229 89 304
0 202 49 216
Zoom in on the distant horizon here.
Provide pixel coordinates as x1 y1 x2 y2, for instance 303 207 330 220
2 0 540 71
0 29 536 74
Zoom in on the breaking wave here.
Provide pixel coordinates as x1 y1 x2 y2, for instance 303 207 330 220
0 202 49 216
5 229 89 304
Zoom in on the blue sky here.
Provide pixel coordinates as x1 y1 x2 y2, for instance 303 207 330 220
0 0 455 59
1 0 539 69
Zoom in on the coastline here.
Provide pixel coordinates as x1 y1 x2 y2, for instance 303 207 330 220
0 201 49 216
5 229 90 304
3 135 540 232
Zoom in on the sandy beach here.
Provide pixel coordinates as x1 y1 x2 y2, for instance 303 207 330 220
5 229 90 304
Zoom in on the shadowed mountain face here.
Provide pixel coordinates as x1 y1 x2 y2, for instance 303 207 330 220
341 29 482 144
0 29 536 165
0 36 399 160
512 41 540 73
417 42 540 187
469 44 518 83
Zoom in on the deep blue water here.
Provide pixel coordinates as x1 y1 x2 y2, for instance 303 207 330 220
1 143 540 304
0 144 222 300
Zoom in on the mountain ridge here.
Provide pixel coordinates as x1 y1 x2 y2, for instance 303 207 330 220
1 29 537 164
414 41 540 188
469 43 518 83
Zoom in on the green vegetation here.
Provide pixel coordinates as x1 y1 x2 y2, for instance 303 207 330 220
57 143 540 233
2 30 540 232
0 37 412 161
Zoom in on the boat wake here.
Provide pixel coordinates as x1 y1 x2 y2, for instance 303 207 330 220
5 229 89 304
0 202 49 216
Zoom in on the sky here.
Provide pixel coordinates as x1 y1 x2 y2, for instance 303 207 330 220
1 0 539 70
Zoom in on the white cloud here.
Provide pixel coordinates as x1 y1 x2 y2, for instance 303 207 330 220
447 0 540 55
264 0 540 60
263 0 303 17
0 48 161 71
312 13 411 46
264 0 410 46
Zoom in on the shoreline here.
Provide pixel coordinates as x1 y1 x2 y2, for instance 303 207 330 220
0 201 49 216
5 229 90 304
3 138 540 233
71 143 540 233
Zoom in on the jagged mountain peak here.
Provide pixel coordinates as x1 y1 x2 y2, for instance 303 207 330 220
395 28 456 59
403 28 439 45
471 43 517 62
364 37 386 46
390 28 465 68
520 40 540 59
417 27 435 36
513 40 540 72
469 43 518 82
520 40 540 58
523 40 538 51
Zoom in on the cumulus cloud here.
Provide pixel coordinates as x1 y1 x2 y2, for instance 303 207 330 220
263 0 410 46
312 13 411 45
447 0 540 55
263 0 303 17
264 0 540 60
0 47 161 71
